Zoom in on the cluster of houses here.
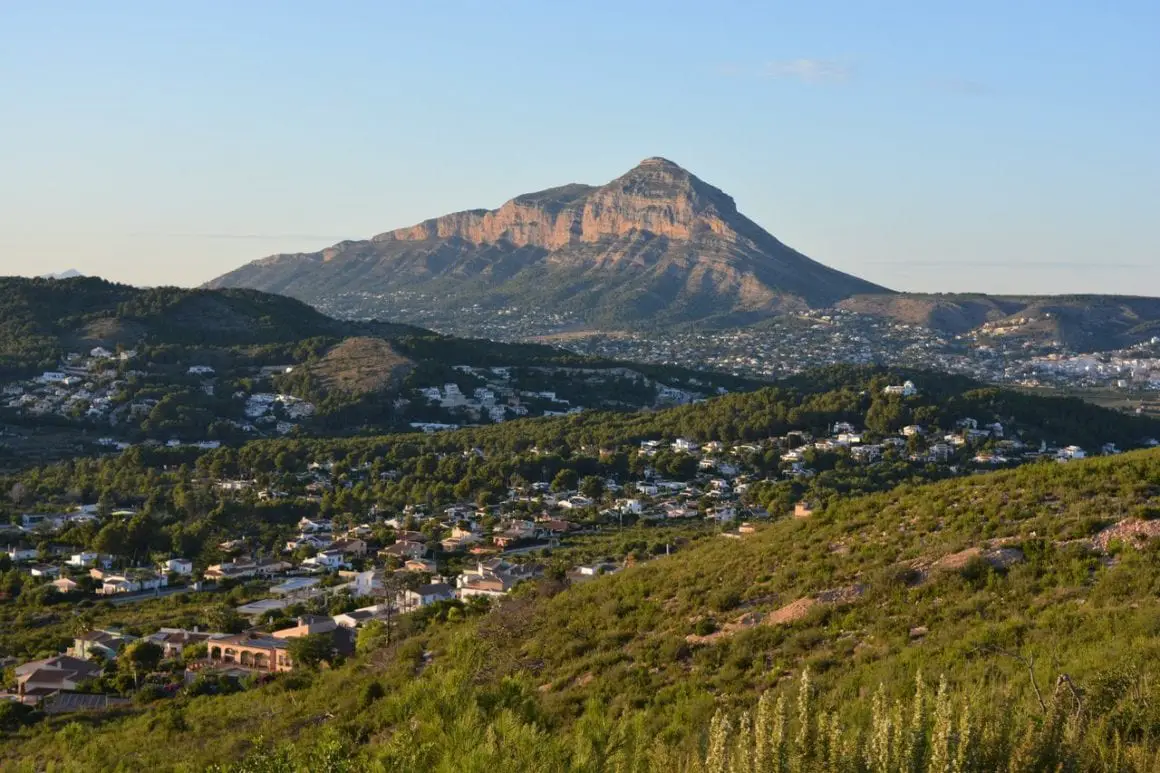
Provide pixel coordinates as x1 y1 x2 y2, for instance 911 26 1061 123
0 347 325 441
407 364 704 429
414 365 586 425
7 614 360 712
2 347 135 422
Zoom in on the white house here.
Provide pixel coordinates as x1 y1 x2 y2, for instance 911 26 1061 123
6 546 37 562
67 551 100 568
883 380 918 397
1057 445 1086 461
159 558 194 576
303 550 347 570
187 366 215 376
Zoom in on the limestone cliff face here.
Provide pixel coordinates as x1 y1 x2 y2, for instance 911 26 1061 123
207 157 891 327
374 158 740 251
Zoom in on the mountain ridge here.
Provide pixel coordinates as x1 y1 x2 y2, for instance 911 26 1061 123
207 158 890 326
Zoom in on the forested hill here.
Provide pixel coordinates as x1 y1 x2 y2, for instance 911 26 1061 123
14 365 1157 531
6 449 1160 770
0 276 404 375
206 364 1160 461
0 275 754 384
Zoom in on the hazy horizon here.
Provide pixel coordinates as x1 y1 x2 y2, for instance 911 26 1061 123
2 2 1157 296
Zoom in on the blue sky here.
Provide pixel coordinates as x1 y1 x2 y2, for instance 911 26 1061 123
1 1 1157 294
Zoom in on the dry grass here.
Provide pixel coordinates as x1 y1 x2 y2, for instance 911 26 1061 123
310 337 415 395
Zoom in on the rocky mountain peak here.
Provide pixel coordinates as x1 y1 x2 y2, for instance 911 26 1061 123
208 158 889 325
374 157 742 250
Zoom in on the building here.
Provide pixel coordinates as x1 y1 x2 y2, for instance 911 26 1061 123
883 380 918 397
402 557 438 574
330 538 367 557
147 628 218 659
401 582 454 611
272 615 337 639
793 501 816 519
14 655 102 702
67 551 99 568
333 608 380 628
71 629 135 660
51 577 79 593
159 558 194 576
206 632 292 673
92 569 168 595
5 545 38 562
457 560 542 598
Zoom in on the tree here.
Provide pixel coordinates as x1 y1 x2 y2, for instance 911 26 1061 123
287 633 336 670
93 522 129 558
551 469 578 492
579 476 605 500
0 701 33 731
122 640 164 687
182 641 209 663
356 620 386 656
205 604 245 634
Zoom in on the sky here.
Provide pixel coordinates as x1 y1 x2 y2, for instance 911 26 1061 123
1 1 1157 295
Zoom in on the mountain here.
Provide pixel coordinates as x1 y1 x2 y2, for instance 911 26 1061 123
839 292 1160 350
207 157 889 327
39 269 84 280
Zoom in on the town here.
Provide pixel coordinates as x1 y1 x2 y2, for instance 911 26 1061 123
1 377 1144 714
315 292 1160 407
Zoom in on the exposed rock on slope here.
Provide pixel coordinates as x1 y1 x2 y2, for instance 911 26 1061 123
208 158 889 327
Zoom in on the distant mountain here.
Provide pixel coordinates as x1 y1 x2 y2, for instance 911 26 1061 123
40 269 84 280
207 157 889 327
839 293 1160 351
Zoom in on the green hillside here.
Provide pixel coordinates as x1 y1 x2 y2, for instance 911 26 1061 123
2 450 1159 771
0 277 762 453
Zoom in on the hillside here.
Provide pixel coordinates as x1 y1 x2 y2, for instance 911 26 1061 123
0 276 390 377
207 157 889 328
839 292 1160 350
3 450 1159 770
305 337 415 396
0 276 767 458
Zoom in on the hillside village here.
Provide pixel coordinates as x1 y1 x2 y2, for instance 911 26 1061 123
1 377 1149 714
332 294 1160 404
0 347 714 447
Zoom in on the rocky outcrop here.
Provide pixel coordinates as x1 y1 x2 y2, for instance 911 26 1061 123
207 157 890 327
371 159 742 251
